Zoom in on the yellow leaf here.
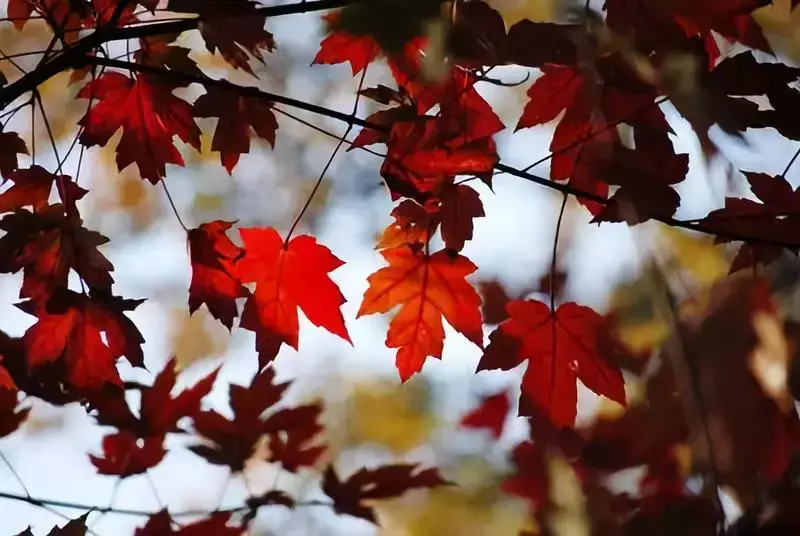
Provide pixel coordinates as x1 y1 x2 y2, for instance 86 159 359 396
486 0 557 25
660 228 730 287
611 229 732 354
168 309 230 370
750 311 793 412
547 453 589 536
379 458 531 536
346 380 435 454
193 192 227 213
754 0 800 62
92 154 163 231
610 263 671 354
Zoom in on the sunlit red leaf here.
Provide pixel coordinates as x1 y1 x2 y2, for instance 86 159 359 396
358 245 483 381
78 72 201 184
479 299 626 428
313 12 381 75
237 227 350 366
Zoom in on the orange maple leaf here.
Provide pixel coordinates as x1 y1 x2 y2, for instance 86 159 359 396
358 245 483 381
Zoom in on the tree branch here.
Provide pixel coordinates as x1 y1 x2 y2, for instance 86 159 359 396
85 56 800 250
0 0 362 109
0 490 331 519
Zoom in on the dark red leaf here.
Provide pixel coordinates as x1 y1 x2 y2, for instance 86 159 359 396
460 391 510 439
193 86 278 173
89 432 166 477
20 290 145 391
92 358 218 438
167 0 274 74
188 221 248 329
135 34 203 77
135 510 242 535
0 204 112 300
322 463 449 524
0 387 28 438
0 166 87 214
501 441 549 509
189 367 325 472
439 183 484 252
0 131 28 178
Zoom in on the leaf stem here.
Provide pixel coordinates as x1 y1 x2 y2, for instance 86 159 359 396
284 67 368 243
782 145 800 177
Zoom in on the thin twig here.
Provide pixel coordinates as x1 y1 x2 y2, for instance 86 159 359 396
285 67 368 242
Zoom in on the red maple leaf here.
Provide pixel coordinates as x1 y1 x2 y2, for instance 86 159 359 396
135 510 242 536
89 359 217 477
7 0 91 35
134 34 203 77
439 183 484 252
517 60 671 214
89 432 166 477
0 387 29 438
501 440 549 509
312 12 381 76
376 200 433 250
460 391 511 439
92 358 218 438
190 367 325 472
700 171 800 272
479 299 626 428
673 52 800 146
20 290 145 391
0 131 28 178
167 0 274 74
322 463 450 524
583 139 689 224
188 221 248 330
15 513 90 536
605 0 770 58
261 405 327 472
0 166 87 214
193 86 278 173
382 117 497 203
358 245 483 381
237 227 350 366
0 203 112 301
478 280 514 325
78 72 201 184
